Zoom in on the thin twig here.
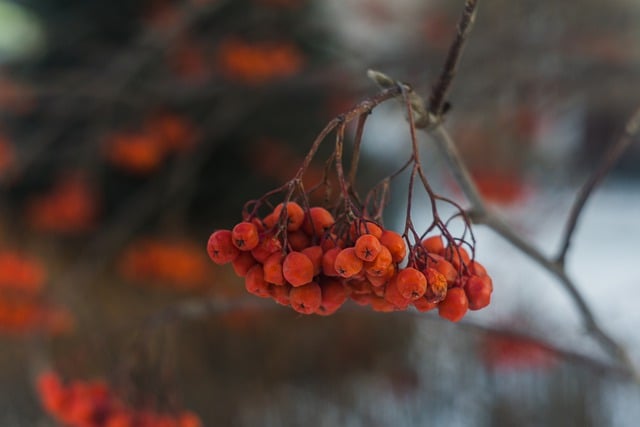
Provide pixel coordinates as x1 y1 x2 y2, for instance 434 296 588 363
556 107 640 266
428 0 479 119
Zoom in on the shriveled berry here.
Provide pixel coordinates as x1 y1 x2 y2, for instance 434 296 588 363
282 251 314 287
379 230 406 263
424 267 448 303
396 267 427 300
465 275 492 310
232 222 260 251
334 248 363 278
289 282 322 314
273 202 305 231
207 230 239 264
354 234 382 262
438 287 468 322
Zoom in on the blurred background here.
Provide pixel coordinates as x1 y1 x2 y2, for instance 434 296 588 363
0 0 639 425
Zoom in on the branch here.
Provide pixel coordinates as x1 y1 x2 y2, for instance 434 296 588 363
556 107 640 265
428 0 479 119
427 124 639 382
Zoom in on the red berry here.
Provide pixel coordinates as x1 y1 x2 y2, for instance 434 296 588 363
395 267 427 300
438 287 468 322
354 234 382 262
465 275 492 310
334 248 363 278
207 230 239 264
379 230 406 263
289 282 322 314
282 251 314 287
232 222 260 251
273 202 305 231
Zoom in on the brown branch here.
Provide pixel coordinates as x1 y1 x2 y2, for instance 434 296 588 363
427 124 640 382
556 107 640 266
428 0 479 119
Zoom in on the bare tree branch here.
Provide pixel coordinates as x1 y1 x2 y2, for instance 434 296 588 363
556 106 640 266
428 124 640 382
428 0 479 120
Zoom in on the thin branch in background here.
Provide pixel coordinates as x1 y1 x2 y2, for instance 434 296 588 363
427 0 479 120
428 124 639 382
556 106 640 266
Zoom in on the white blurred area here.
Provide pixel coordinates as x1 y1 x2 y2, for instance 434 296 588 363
0 1 44 63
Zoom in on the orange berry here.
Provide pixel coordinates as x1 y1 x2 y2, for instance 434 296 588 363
429 254 458 286
273 202 305 231
424 267 448 303
251 235 282 263
245 264 270 297
263 252 285 285
421 235 445 255
207 230 239 264
413 297 438 312
468 260 488 277
289 282 322 314
262 211 278 229
379 230 406 263
321 247 341 277
282 251 314 286
269 283 291 306
301 245 323 276
348 279 372 295
366 264 394 288
370 296 397 312
316 278 348 315
178 412 203 427
438 287 468 322
364 245 392 277
350 221 383 239
354 234 382 262
444 244 471 269
350 293 372 306
287 230 311 251
396 267 427 300
465 275 492 310
232 222 260 250
334 248 363 278
384 276 411 309
303 206 335 236
231 251 257 277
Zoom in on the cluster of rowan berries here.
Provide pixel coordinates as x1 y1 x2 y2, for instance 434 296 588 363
37 371 201 427
207 201 493 321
